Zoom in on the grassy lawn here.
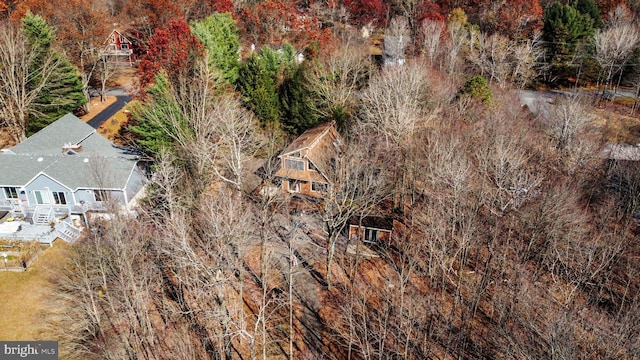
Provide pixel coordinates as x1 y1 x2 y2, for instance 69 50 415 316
602 111 640 144
0 242 68 340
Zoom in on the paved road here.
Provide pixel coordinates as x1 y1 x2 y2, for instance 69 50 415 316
518 90 557 113
519 87 639 114
87 88 131 129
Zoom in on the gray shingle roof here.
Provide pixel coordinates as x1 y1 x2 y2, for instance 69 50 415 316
0 155 57 186
0 114 139 190
9 113 96 155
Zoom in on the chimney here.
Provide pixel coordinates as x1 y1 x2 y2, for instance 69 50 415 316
62 143 83 153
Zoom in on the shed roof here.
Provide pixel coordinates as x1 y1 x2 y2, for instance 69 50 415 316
604 143 640 161
349 216 394 231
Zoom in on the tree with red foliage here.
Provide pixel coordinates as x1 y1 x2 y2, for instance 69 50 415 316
494 0 543 38
391 0 443 38
598 0 626 19
239 0 334 51
117 0 235 39
209 0 234 14
342 0 387 26
117 0 182 38
0 0 25 20
137 17 205 91
417 1 444 23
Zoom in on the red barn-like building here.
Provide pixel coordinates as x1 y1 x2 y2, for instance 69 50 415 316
101 29 137 63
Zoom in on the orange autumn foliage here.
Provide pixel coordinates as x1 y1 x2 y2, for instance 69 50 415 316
240 0 334 52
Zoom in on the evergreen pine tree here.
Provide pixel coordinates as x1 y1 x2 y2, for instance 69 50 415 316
191 13 240 86
22 12 86 135
279 63 319 135
129 72 184 156
573 0 602 28
237 53 280 126
542 2 595 84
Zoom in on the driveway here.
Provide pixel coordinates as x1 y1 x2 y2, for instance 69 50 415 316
87 88 131 129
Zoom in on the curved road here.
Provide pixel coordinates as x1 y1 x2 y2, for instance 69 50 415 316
87 88 131 129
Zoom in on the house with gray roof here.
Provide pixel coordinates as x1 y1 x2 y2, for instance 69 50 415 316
0 113 147 228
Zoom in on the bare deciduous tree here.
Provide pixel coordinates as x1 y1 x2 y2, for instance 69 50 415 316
540 95 600 174
475 127 543 216
594 7 640 100
384 16 411 66
358 61 434 145
196 95 261 191
419 19 445 66
442 19 468 76
51 216 179 360
308 38 372 125
94 55 120 102
145 61 262 191
467 32 512 88
321 137 391 288
510 34 545 90
0 21 59 143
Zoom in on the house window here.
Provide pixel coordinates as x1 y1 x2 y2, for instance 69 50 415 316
121 44 129 50
311 182 327 193
3 187 18 199
34 190 51 205
52 192 67 205
364 228 379 242
284 158 304 171
108 44 116 51
290 151 301 158
309 161 318 172
94 190 109 202
289 180 301 193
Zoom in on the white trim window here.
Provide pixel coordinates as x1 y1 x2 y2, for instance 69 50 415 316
94 190 110 202
364 228 379 242
3 187 18 199
52 191 67 205
289 180 301 193
34 190 51 205
311 182 327 193
284 158 305 171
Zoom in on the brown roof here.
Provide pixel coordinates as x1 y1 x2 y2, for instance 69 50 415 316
281 121 339 155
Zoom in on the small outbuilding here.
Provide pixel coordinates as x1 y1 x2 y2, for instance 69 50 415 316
348 216 394 243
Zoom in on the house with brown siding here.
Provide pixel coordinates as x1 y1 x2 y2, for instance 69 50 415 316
273 122 343 197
